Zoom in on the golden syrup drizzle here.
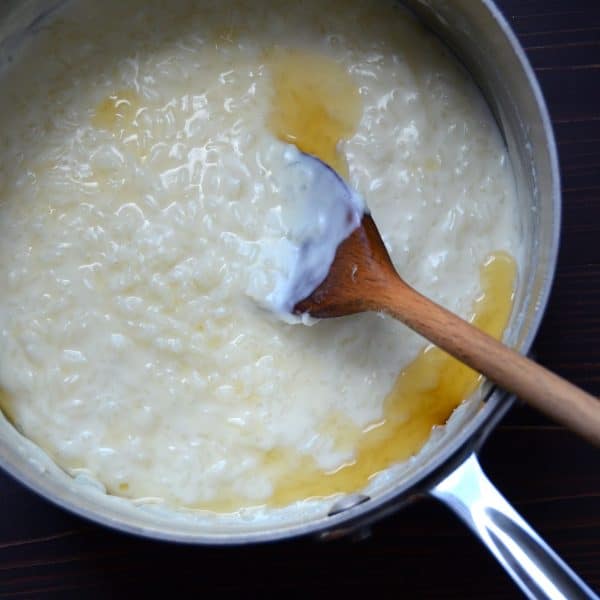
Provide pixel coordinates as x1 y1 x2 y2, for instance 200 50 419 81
92 89 141 132
0 387 13 423
92 89 150 159
264 252 516 506
267 48 361 178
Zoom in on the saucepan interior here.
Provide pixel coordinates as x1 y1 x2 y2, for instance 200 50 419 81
0 0 559 543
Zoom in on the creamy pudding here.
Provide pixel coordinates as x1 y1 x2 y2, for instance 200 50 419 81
0 0 520 513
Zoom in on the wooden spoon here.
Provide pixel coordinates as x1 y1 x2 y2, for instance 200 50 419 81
294 212 600 446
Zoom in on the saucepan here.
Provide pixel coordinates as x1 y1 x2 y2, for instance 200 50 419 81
0 1 595 598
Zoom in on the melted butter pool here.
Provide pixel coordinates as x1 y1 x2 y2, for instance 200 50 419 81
267 48 361 178
92 90 144 140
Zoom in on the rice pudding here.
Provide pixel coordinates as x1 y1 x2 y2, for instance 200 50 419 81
0 0 521 513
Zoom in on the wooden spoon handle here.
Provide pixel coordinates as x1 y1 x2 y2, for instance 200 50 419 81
378 277 600 446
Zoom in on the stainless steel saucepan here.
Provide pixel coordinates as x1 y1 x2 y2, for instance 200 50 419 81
0 1 595 598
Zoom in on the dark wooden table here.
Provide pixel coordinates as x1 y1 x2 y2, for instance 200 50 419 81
1 1 599 598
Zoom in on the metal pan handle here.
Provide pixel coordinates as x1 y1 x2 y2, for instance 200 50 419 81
431 453 597 599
